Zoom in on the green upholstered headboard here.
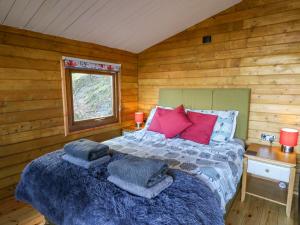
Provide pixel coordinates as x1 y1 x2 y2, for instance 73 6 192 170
158 88 251 140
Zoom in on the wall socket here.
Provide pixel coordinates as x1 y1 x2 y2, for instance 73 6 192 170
261 133 276 144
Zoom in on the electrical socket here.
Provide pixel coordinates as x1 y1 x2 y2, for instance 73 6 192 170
261 133 276 144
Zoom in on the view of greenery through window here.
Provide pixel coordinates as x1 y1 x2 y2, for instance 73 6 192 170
71 73 113 121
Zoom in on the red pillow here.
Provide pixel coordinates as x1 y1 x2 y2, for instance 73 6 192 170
157 107 192 138
148 105 185 133
180 111 218 145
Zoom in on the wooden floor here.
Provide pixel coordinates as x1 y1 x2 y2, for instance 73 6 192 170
0 193 298 225
0 198 45 225
226 192 299 225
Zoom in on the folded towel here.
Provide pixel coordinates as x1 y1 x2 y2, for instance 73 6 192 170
108 175 173 199
64 139 109 161
107 155 168 188
62 154 111 169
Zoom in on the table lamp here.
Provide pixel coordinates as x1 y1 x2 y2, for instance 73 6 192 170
279 128 298 153
135 112 144 129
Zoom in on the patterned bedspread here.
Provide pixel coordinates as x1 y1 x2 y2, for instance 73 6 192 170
103 129 245 211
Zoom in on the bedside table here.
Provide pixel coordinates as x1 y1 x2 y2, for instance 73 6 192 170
241 143 296 217
122 125 144 135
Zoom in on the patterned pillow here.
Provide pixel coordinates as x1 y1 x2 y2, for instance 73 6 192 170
187 109 239 142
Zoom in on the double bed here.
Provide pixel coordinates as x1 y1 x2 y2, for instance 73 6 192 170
16 88 250 225
104 128 244 211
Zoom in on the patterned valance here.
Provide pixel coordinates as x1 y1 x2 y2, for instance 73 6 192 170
63 57 121 72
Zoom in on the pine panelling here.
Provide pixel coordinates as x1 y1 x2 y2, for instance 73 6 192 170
0 25 138 200
0 80 61 90
0 90 62 101
0 117 64 136
0 124 122 158
0 108 63 124
0 27 136 63
138 0 300 192
0 99 63 113
190 0 300 29
1 126 65 145
0 68 60 80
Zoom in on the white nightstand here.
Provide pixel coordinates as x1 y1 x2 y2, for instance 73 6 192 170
241 143 296 217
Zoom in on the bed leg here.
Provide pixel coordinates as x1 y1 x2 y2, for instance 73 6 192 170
241 158 248 202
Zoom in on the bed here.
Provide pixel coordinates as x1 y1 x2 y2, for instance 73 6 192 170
16 88 250 225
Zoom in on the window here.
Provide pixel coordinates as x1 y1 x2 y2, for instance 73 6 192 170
61 58 120 134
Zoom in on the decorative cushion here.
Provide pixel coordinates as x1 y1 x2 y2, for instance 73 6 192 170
187 109 238 142
157 106 192 138
147 105 184 133
180 111 218 145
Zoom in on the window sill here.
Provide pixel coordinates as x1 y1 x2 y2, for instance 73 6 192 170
64 122 121 136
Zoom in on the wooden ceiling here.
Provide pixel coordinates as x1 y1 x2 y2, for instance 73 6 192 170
0 0 240 53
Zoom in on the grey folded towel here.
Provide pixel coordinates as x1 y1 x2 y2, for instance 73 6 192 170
62 154 111 169
108 175 173 199
64 139 109 161
107 155 169 188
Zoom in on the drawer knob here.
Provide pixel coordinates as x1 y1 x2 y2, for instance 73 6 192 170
265 169 269 173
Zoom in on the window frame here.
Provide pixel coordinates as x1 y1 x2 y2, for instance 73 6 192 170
62 67 120 135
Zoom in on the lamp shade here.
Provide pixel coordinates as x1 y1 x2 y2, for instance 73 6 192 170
279 128 299 147
135 112 144 124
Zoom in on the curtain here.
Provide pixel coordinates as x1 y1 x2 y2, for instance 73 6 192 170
63 57 121 72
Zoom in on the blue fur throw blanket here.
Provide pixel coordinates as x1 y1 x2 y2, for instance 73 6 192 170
16 150 224 225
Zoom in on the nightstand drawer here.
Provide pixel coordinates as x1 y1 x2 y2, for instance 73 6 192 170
247 160 290 182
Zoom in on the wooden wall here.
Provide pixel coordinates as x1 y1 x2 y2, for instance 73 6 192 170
1 0 299 201
138 0 300 192
0 25 138 200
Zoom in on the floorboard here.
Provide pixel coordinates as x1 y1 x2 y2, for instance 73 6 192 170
226 193 299 225
0 193 298 225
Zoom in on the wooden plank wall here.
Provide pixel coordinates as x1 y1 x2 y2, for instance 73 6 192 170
138 0 300 192
0 25 138 200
